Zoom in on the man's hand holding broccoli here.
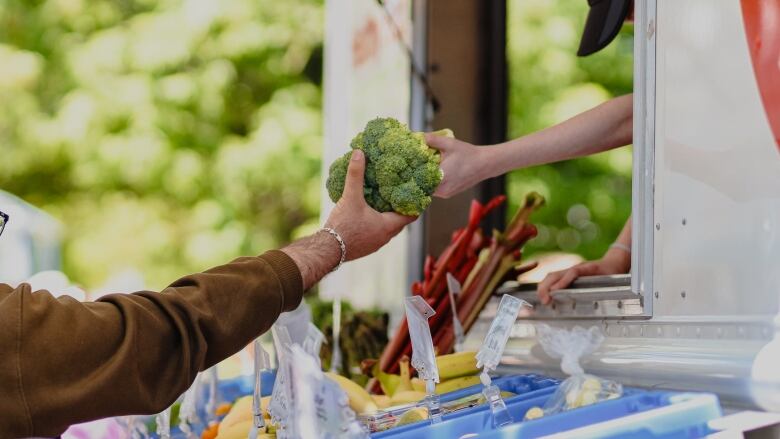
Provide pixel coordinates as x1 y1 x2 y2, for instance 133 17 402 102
326 117 452 216
285 149 416 289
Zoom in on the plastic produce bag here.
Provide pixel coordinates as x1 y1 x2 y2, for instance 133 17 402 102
529 325 622 419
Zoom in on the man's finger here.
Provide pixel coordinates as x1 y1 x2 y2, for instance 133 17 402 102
424 133 452 151
342 149 366 201
380 212 418 232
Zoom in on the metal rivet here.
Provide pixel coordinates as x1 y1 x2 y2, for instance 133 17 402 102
682 218 687 225
617 301 623 309
594 302 599 310
681 291 687 299
654 291 659 299
656 223 661 230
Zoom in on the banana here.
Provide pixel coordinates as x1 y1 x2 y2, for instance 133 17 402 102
376 371 401 397
219 395 272 431
371 360 402 397
436 351 480 381
215 419 253 439
524 406 544 420
395 407 428 427
410 377 426 393
395 357 413 394
389 390 427 406
371 394 391 409
325 372 379 414
435 375 482 394
220 396 252 431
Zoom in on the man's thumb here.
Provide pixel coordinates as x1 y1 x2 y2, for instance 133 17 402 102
343 149 366 200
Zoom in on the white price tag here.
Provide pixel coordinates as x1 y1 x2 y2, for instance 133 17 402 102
476 294 531 371
404 296 439 383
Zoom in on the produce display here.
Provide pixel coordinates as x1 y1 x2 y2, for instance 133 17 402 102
377 192 545 378
326 117 453 216
133 191 547 438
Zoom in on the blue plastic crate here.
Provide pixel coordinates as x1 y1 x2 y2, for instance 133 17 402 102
374 388 722 439
439 374 559 404
370 374 560 438
480 391 722 438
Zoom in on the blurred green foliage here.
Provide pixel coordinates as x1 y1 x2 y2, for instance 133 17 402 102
506 0 634 260
0 0 324 289
1 0 633 289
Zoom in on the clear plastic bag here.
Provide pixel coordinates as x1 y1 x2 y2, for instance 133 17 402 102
527 324 622 419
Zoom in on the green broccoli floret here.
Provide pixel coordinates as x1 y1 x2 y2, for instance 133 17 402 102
325 117 452 216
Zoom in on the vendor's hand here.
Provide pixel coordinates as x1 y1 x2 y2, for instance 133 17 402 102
537 248 631 305
325 149 417 260
425 133 490 199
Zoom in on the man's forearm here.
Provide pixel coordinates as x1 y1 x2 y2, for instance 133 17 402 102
483 94 634 178
281 230 342 290
0 253 303 438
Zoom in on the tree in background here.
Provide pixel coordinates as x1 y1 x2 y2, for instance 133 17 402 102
1 0 633 291
507 0 634 260
0 0 324 290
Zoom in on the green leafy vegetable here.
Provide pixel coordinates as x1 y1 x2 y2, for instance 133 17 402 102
326 117 452 216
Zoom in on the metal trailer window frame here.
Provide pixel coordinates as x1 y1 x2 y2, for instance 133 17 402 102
409 0 658 320
495 0 658 319
630 0 657 318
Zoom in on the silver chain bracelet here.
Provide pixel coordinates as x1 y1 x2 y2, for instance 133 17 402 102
320 227 346 272
609 242 631 253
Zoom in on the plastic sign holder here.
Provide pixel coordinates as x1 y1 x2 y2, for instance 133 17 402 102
329 298 342 373
269 325 294 435
475 294 532 428
204 366 218 424
404 296 442 424
253 340 272 433
156 405 172 439
445 273 466 352
289 345 368 439
178 373 201 438
303 322 326 366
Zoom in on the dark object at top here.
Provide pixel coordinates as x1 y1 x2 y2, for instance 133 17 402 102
578 0 632 56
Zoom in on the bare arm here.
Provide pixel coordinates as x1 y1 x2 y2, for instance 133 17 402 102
427 94 634 198
485 93 634 178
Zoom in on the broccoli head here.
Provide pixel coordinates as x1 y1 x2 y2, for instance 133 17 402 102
325 117 452 216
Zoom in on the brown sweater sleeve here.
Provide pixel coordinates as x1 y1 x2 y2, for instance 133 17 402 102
0 250 303 438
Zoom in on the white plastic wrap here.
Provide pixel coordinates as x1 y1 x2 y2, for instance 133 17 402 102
289 345 367 439
530 324 622 418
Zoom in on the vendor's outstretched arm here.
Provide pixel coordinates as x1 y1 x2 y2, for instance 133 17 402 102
427 94 634 198
0 150 414 438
